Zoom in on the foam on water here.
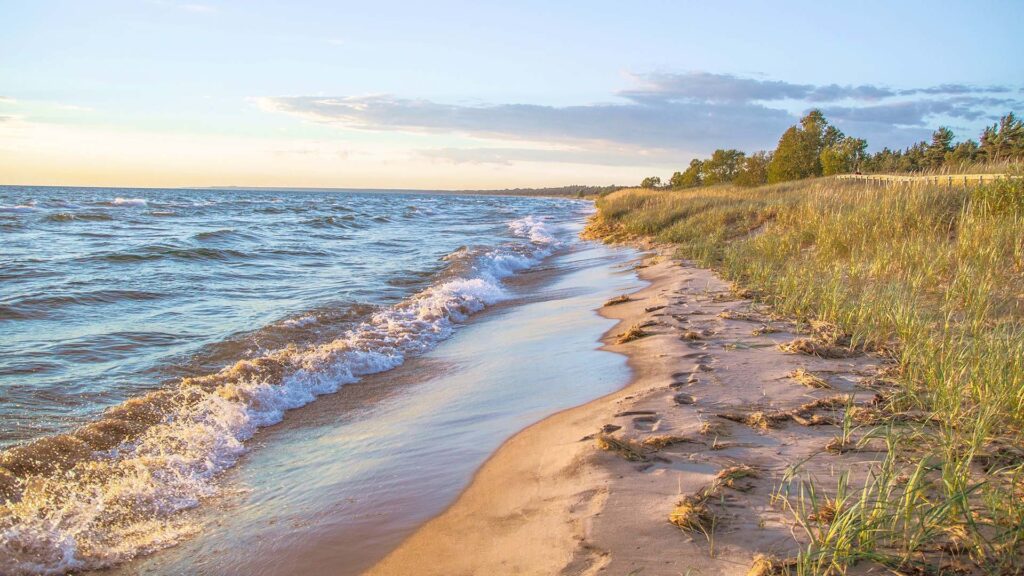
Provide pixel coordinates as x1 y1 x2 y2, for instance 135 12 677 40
110 198 148 207
0 214 561 575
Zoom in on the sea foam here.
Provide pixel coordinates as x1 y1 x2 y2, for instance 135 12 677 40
110 197 147 207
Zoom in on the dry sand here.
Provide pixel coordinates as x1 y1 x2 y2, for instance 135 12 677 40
367 249 890 575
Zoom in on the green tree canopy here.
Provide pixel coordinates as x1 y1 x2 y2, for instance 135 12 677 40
702 149 746 185
767 110 839 183
821 137 868 175
733 151 772 187
670 159 703 188
980 112 1024 161
925 127 955 168
640 176 662 189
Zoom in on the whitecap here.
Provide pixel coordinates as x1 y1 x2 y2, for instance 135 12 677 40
111 197 147 207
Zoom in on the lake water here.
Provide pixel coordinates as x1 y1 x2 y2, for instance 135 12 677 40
0 186 638 574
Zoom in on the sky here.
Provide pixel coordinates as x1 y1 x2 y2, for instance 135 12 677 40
1 0 1022 189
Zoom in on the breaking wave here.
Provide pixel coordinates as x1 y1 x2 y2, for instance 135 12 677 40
0 214 560 575
110 198 147 207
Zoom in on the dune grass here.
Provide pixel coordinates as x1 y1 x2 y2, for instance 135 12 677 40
587 177 1024 574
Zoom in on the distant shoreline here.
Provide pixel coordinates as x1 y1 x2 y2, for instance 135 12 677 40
0 183 621 198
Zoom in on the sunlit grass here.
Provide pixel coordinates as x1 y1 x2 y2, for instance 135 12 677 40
588 177 1024 573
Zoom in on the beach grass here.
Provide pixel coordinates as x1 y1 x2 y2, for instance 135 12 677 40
587 176 1024 574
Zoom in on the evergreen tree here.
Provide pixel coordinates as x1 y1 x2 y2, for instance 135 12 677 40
980 112 1024 161
925 127 955 168
945 140 979 169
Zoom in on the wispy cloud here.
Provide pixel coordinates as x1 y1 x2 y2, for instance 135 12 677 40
620 72 1013 105
254 72 1021 165
253 94 793 153
420 146 677 166
56 104 94 113
620 72 897 103
0 96 17 105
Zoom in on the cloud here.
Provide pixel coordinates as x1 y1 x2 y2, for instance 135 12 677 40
823 96 1022 127
255 72 1021 162
0 97 15 105
254 94 793 154
620 72 899 103
900 83 1011 96
420 146 677 167
619 72 1013 106
56 104 94 113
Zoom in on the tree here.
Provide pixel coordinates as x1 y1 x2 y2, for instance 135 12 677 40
945 139 979 169
980 112 1024 162
821 137 868 175
767 110 834 183
703 149 746 185
733 151 772 186
925 127 954 168
670 159 703 188
640 176 662 189
768 126 804 183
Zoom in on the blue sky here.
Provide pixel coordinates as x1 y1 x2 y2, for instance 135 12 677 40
1 0 1021 188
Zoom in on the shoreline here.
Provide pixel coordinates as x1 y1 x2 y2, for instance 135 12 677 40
368 246 888 575
92 234 642 576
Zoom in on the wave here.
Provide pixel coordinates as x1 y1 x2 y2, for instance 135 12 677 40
0 290 165 321
302 215 361 229
0 204 38 213
110 197 147 207
280 314 318 328
0 214 562 575
96 246 251 263
191 228 258 242
509 214 557 244
45 212 114 223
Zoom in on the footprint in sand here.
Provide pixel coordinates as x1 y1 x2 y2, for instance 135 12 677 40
670 374 699 388
673 393 696 405
632 415 659 431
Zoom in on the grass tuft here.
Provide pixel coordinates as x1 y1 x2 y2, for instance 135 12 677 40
788 368 832 389
603 294 632 307
595 434 648 461
616 323 649 343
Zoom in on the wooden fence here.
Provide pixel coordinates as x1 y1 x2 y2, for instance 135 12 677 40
836 173 1015 188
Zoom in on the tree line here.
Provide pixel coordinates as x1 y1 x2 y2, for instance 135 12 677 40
640 110 1023 189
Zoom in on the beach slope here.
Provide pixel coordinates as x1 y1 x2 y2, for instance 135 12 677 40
368 249 888 575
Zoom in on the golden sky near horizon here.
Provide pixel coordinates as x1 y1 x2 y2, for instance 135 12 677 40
0 116 663 189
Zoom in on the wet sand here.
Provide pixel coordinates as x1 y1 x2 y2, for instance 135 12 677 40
104 240 643 576
369 248 889 575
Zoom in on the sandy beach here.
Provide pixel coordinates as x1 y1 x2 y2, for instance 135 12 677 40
368 246 889 575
